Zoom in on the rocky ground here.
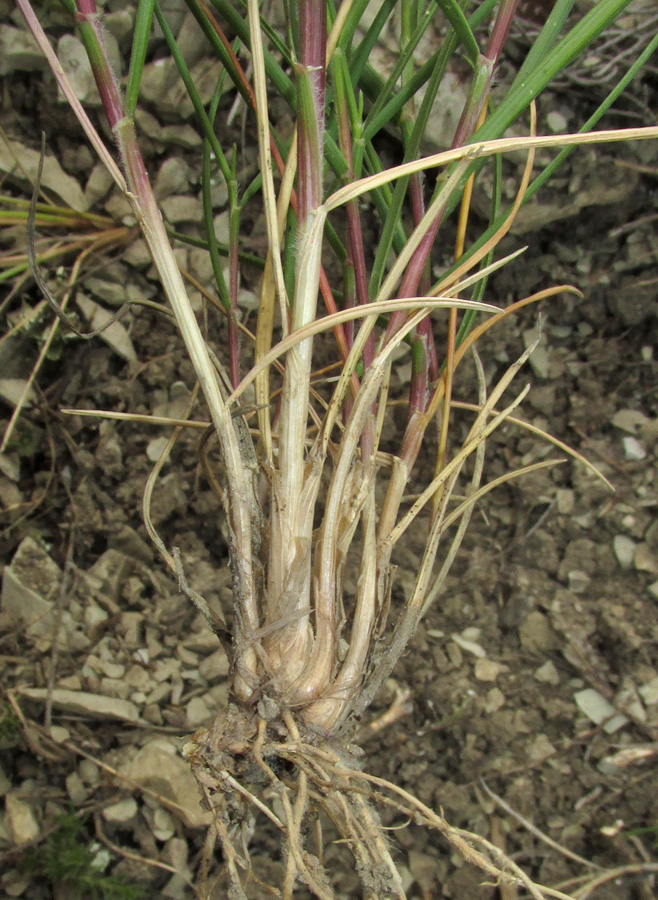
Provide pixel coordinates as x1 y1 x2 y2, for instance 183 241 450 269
1 1 658 898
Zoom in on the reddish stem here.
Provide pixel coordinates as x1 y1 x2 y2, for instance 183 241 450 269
394 0 520 312
196 0 349 358
74 0 124 130
297 0 327 220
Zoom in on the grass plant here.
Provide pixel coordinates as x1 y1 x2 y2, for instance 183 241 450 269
10 0 658 895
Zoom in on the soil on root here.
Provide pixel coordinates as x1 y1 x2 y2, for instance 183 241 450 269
186 703 569 900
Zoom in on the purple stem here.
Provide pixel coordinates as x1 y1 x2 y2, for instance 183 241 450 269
297 0 326 220
390 0 520 456
395 0 520 310
75 0 125 130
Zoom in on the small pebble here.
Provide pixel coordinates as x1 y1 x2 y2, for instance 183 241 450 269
5 794 40 844
100 661 125 679
147 436 170 462
153 807 176 842
634 543 658 574
186 696 211 727
534 660 559 685
146 683 172 705
527 734 555 762
78 759 100 786
519 611 556 654
622 436 646 460
613 534 637 569
103 797 138 824
199 648 229 681
574 688 627 734
162 874 191 900
161 195 203 224
65 772 87 805
615 682 646 723
84 604 108 627
484 688 505 714
143 704 163 726
213 210 230 244
612 408 650 434
546 110 568 132
567 570 590 594
0 763 11 796
556 488 575 514
176 645 198 666
170 678 184 706
166 836 189 870
451 633 485 658
49 725 70 743
154 658 180 683
4 872 31 897
474 658 506 682
638 676 658 706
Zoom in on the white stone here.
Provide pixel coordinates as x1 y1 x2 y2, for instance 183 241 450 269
85 164 115 206
0 25 45 76
162 874 190 899
528 734 555 762
19 688 139 722
161 195 203 225
1 537 61 641
534 661 559 685
615 683 646 723
613 534 637 569
76 295 137 362
0 139 88 212
186 696 211 728
556 488 575 514
78 759 100 786
199 648 229 681
166 836 189 870
474 658 507 682
147 436 170 462
121 740 210 828
5 794 39 844
154 157 190 200
99 661 126 679
622 436 646 460
612 408 650 434
213 210 230 245
567 570 590 594
638 676 658 706
57 34 95 101
451 634 485 658
65 772 87 805
103 797 138 824
484 688 505 714
152 807 176 842
574 688 627 734
84 604 109 628
635 544 658 574
546 110 568 133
